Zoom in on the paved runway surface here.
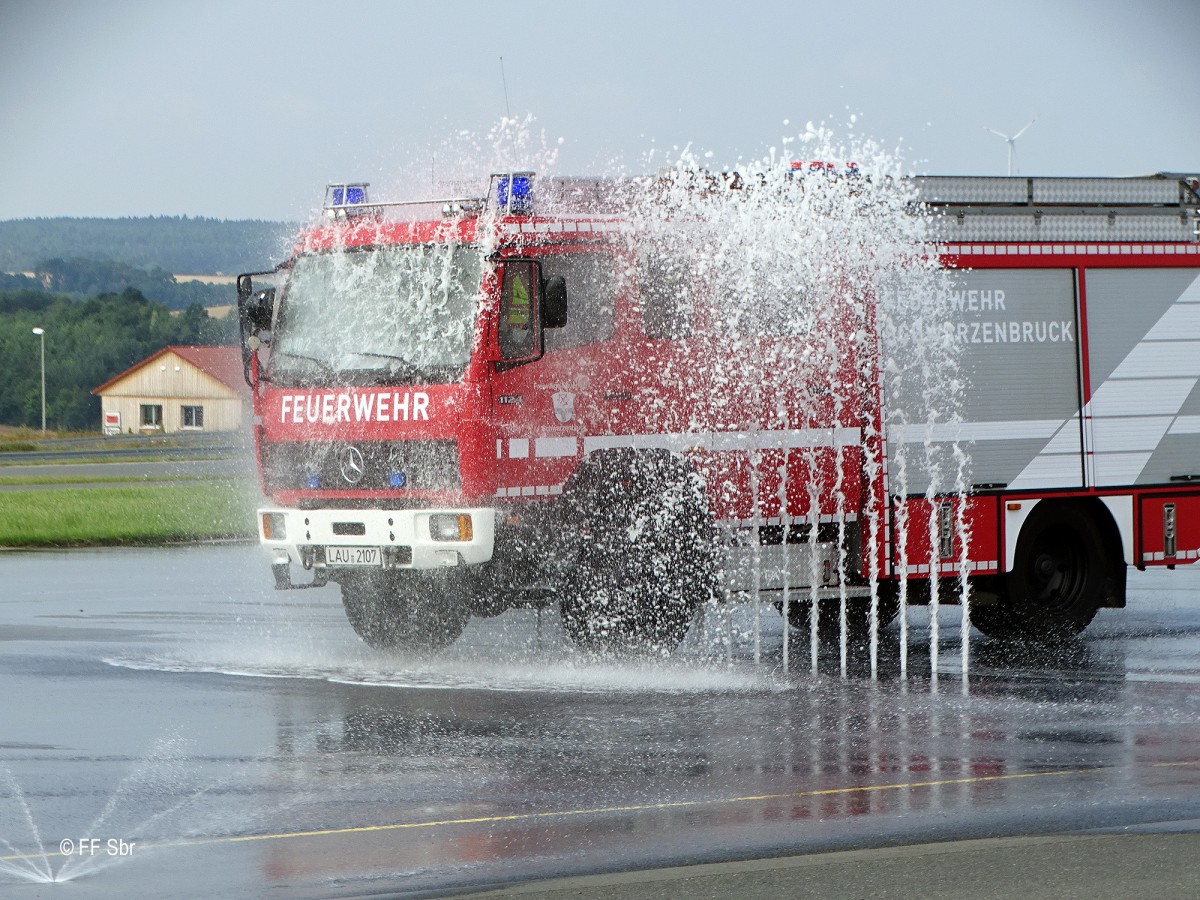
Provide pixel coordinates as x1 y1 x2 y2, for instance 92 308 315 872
0 457 248 489
462 832 1200 899
1 544 1199 898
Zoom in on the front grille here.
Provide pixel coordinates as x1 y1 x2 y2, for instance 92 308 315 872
262 440 459 493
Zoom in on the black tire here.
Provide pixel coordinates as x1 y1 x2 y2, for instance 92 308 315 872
970 503 1105 640
340 571 470 651
784 585 900 644
559 451 716 655
460 566 508 618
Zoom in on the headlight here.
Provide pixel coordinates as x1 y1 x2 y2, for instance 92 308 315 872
429 513 472 542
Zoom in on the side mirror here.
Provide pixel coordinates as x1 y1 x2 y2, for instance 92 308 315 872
236 271 279 385
543 275 567 329
240 288 275 338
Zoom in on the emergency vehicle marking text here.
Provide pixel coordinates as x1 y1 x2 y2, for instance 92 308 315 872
280 392 430 425
957 320 1075 344
950 289 1007 311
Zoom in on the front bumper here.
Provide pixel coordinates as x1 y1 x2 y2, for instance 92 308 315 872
258 506 497 576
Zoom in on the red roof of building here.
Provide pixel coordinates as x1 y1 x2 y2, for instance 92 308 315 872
91 345 248 396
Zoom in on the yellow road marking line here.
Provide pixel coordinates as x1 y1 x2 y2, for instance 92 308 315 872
7 762 1171 863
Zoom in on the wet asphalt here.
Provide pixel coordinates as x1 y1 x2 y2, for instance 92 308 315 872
460 832 1200 899
1 543 1199 898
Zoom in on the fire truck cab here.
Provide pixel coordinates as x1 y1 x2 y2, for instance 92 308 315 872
240 174 828 653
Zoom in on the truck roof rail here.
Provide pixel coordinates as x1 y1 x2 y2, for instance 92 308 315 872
912 173 1200 209
913 174 1200 243
322 182 486 219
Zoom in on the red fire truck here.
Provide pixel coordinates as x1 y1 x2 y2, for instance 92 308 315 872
238 171 1200 652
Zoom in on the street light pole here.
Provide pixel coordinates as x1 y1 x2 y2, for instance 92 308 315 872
32 327 46 432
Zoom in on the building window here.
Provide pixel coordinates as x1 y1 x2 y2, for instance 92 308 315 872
181 405 204 429
140 404 163 428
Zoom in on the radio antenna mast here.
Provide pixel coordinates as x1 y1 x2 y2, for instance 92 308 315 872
500 57 512 119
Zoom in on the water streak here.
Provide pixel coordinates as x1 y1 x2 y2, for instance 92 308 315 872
0 766 52 883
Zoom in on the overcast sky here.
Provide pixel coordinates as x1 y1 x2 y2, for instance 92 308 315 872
2 0 1197 221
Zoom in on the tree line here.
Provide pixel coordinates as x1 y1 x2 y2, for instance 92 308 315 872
4 257 236 310
0 288 237 432
0 216 293 275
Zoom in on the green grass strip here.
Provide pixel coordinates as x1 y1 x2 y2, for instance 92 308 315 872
0 473 221 486
0 454 232 468
0 482 259 547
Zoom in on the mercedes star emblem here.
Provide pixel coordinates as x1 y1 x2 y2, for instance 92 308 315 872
339 446 366 485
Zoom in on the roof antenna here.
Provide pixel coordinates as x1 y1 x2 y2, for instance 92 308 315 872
500 56 512 119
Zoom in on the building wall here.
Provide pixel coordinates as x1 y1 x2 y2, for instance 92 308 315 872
98 351 246 434
100 394 245 434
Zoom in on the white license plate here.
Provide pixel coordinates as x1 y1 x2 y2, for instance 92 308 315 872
326 546 381 567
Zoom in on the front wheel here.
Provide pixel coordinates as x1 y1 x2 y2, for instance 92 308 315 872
340 571 470 651
970 503 1106 640
559 451 716 655
560 554 697 654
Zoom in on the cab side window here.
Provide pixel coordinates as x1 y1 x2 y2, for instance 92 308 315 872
542 252 616 352
499 260 538 359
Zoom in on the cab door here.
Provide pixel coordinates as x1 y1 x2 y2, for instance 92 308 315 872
490 248 621 498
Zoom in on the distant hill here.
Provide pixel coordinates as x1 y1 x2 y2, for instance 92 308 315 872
0 216 296 275
3 257 239 311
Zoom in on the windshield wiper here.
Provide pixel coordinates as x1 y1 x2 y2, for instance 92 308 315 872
268 350 338 381
346 351 435 382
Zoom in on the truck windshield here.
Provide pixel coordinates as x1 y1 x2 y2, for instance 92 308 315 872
269 243 482 385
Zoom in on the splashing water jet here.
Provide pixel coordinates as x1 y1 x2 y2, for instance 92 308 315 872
0 767 53 883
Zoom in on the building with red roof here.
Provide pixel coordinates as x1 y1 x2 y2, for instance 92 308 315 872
91 345 249 434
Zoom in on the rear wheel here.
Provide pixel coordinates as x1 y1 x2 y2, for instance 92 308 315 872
340 571 470 651
970 503 1105 640
559 451 716 655
784 586 900 644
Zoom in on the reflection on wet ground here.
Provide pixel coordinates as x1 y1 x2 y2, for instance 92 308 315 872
1 546 1198 897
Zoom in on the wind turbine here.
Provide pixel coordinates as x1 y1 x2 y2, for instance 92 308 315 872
984 119 1037 176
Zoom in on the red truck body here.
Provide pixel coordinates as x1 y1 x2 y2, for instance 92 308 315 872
239 172 1200 652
